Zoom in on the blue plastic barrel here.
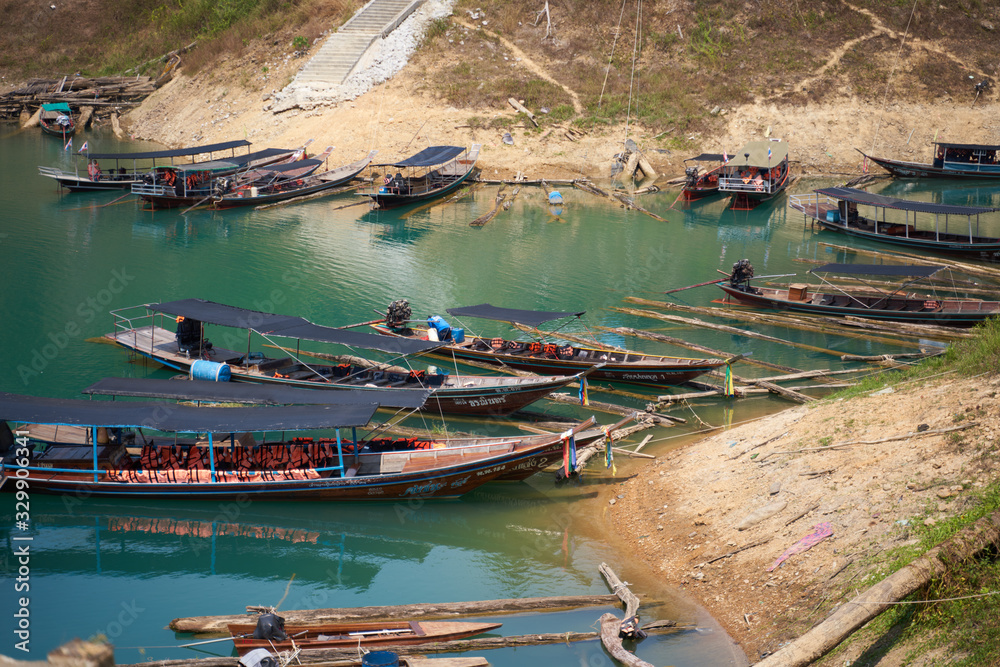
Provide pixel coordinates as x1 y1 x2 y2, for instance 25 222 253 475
361 651 398 667
190 360 231 382
452 327 465 343
548 191 564 204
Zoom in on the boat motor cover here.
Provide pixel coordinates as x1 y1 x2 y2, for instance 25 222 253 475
253 613 288 641
239 649 277 667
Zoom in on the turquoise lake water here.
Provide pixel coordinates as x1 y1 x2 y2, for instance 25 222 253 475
3 125 999 666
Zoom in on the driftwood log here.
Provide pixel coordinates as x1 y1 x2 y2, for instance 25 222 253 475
755 509 1000 667
170 595 623 633
597 563 653 667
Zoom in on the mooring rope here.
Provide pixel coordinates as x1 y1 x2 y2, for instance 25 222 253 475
598 0 630 108
868 0 919 154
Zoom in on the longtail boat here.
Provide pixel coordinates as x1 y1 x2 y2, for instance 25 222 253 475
718 140 790 210
226 618 501 655
858 143 1000 179
360 145 480 209
717 259 1000 326
38 139 254 192
131 146 308 209
210 151 374 209
681 152 730 200
789 186 1000 259
104 299 585 416
0 389 598 500
370 301 727 388
39 103 75 139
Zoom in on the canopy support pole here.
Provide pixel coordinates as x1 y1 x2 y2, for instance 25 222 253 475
352 427 359 468
336 429 345 475
92 426 99 483
209 433 216 483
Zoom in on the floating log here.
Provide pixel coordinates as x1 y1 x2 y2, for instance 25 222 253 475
625 296 939 347
547 392 679 423
596 326 801 374
840 351 945 362
472 178 578 185
598 563 654 667
656 383 853 403
755 508 1000 667
610 191 667 221
613 307 849 358
470 188 506 226
170 595 626 633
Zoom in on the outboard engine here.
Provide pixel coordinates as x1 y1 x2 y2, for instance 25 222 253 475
252 613 288 641
213 177 230 196
729 259 755 289
684 165 700 187
385 299 412 328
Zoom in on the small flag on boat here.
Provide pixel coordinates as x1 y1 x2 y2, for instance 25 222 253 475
862 156 869 174
604 429 617 475
724 363 735 397
579 377 589 406
723 150 729 163
64 137 72 151
767 146 772 161
78 141 89 153
562 431 577 478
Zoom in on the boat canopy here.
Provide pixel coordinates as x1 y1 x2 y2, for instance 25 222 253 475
814 187 999 216
82 378 431 409
226 148 296 168
685 153 729 162
41 103 72 113
251 158 322 175
374 146 465 168
729 141 788 168
809 263 943 278
149 299 443 355
86 140 252 161
935 142 1000 151
446 304 586 327
0 393 377 431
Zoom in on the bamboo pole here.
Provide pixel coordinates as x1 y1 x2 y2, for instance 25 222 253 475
755 509 1000 667
613 307 850 358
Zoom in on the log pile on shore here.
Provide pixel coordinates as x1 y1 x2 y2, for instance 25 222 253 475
2 76 157 122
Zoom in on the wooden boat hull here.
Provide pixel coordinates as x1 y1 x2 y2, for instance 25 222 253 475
227 620 501 655
366 167 475 209
370 325 725 388
1 433 571 501
105 326 578 416
865 154 1000 180
37 169 141 192
212 154 373 209
40 121 75 138
789 196 1000 260
718 283 1000 326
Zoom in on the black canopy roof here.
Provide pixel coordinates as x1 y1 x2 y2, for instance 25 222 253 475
225 148 296 168
446 304 586 327
373 146 465 168
936 142 1000 151
0 393 377 431
82 378 430 409
149 299 442 356
810 263 943 278
251 158 321 174
685 153 729 162
87 140 252 161
815 187 1000 216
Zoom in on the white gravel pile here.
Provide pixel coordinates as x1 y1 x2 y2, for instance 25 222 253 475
271 0 457 112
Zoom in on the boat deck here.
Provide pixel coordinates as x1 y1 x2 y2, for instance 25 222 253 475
790 198 838 220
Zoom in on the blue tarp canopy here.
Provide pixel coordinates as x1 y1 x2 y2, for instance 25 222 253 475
82 377 430 409
374 146 465 168
810 263 943 278
0 392 377 431
149 299 443 356
815 187 1000 216
86 140 252 161
446 304 586 327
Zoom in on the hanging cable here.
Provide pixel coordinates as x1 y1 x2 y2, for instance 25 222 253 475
869 0 919 154
624 0 642 145
598 0 630 108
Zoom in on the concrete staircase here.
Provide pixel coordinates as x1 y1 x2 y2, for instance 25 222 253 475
295 0 425 86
